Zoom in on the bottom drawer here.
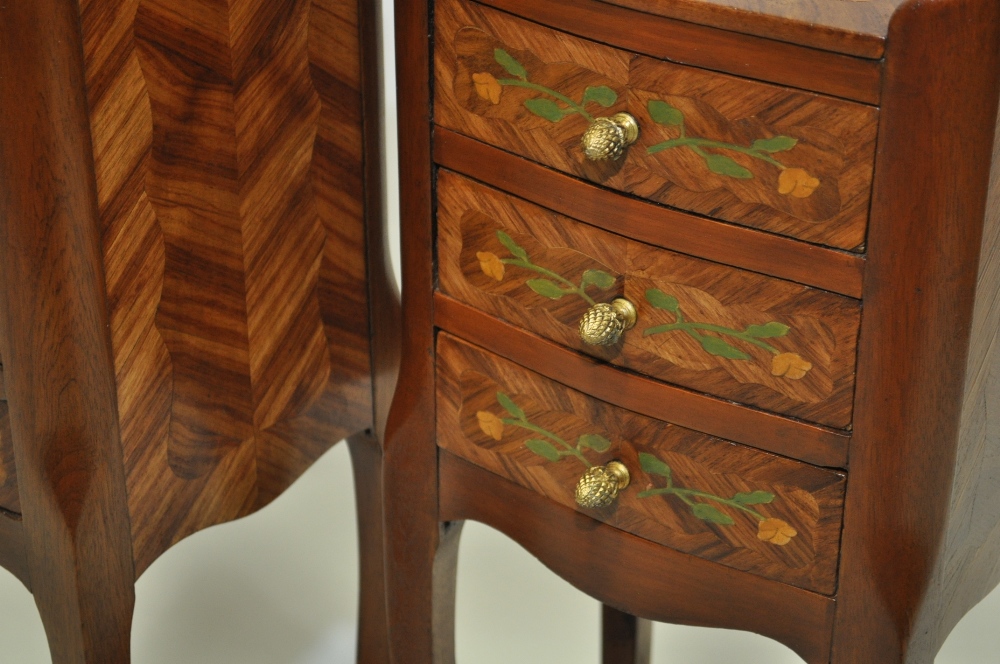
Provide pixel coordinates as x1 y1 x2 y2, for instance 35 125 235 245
435 332 846 594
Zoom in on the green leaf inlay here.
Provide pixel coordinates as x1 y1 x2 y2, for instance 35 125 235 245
645 288 679 312
732 491 775 506
582 85 618 108
745 322 790 338
698 335 752 360
692 503 737 525
704 154 754 179
581 269 616 290
578 433 612 453
648 99 684 126
751 136 799 153
494 48 526 79
525 439 562 462
496 230 528 261
639 452 672 478
496 391 526 420
524 97 569 122
526 278 568 299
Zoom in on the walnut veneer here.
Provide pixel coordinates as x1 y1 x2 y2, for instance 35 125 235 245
387 0 1000 662
0 1 396 661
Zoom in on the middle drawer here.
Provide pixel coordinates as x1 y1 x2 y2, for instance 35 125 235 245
437 170 861 429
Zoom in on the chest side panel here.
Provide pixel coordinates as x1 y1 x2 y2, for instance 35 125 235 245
79 0 373 574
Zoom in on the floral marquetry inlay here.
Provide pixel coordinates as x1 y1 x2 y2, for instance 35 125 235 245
435 334 848 593
437 170 861 428
436 0 879 250
477 392 799 546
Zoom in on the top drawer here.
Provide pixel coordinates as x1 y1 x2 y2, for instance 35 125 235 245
434 0 880 251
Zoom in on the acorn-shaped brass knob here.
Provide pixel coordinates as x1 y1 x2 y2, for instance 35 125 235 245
581 113 640 161
579 298 637 346
575 461 631 508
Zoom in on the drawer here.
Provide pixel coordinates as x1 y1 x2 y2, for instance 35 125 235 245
593 0 896 59
437 170 861 429
436 333 847 594
434 0 879 251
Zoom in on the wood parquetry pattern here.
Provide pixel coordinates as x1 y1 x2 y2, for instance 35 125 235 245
435 0 879 251
436 333 847 594
437 170 861 429
79 0 373 574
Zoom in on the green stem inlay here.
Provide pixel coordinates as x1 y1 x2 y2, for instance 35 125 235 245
496 78 595 122
491 230 614 308
636 486 767 521
501 257 597 306
648 136 788 169
643 321 781 354
502 416 592 468
478 395 796 544
487 49 617 125
642 288 793 363
644 98 801 181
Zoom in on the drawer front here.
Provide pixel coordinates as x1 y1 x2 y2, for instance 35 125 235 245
436 333 847 594
438 170 861 429
435 0 879 251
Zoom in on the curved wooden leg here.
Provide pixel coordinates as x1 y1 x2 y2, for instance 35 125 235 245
384 436 464 663
602 605 652 664
348 433 390 664
30 563 134 664
431 521 464 663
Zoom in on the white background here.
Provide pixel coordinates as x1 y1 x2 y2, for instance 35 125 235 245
2 2 999 661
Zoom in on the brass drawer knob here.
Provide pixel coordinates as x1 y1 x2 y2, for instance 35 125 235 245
581 113 639 161
575 461 631 508
579 298 637 346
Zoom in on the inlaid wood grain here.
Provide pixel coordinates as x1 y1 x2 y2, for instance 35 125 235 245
437 333 846 594
80 0 373 575
597 0 904 59
438 170 861 428
435 0 879 251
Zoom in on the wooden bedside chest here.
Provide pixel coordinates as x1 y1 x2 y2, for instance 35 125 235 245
386 0 1000 661
0 1 395 661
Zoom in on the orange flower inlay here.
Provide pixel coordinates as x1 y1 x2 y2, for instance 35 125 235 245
476 251 505 281
472 72 502 105
778 168 821 198
771 352 813 380
476 410 504 441
757 518 798 546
